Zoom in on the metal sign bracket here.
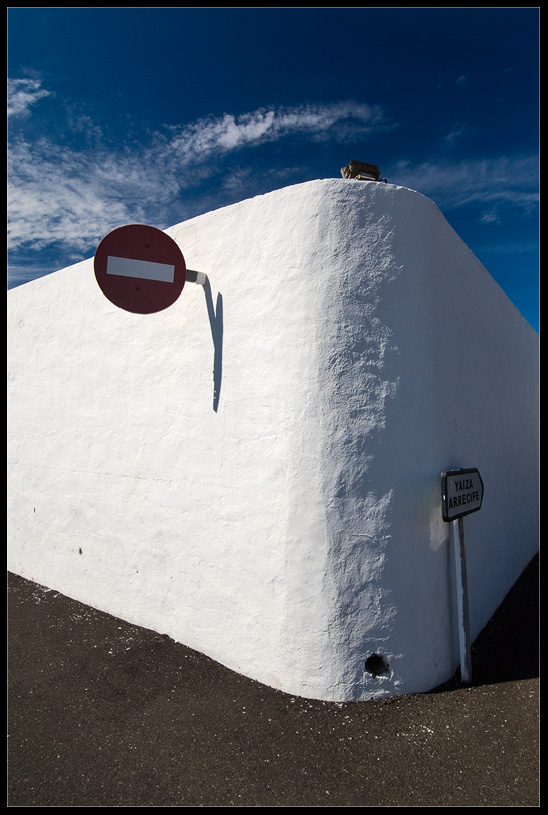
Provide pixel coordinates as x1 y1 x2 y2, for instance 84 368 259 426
186 270 208 287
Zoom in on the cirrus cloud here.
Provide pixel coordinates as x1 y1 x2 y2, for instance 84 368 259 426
7 77 52 118
7 77 539 290
8 78 395 270
390 155 539 218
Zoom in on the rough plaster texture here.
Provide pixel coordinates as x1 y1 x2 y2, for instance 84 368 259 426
8 179 539 701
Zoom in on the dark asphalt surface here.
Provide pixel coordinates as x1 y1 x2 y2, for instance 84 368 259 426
8 554 539 807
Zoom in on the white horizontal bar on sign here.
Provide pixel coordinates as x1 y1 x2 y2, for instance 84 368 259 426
106 255 175 283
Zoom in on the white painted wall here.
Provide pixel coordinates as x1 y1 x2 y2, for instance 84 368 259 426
8 179 539 701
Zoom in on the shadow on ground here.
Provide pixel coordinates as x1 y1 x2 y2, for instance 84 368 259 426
8 554 538 807
432 551 539 692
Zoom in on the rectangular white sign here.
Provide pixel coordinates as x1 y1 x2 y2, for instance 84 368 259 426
106 255 175 283
441 468 484 522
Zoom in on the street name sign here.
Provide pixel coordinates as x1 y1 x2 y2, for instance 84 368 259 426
94 224 186 314
441 466 484 684
441 468 484 522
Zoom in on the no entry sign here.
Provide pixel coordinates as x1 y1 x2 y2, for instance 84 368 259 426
441 468 484 522
94 224 186 314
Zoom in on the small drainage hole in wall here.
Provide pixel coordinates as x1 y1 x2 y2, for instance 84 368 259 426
364 654 390 678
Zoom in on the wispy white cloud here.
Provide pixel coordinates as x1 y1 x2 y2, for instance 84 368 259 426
7 77 539 289
7 77 52 118
157 102 392 168
7 78 395 269
443 122 473 146
390 155 539 220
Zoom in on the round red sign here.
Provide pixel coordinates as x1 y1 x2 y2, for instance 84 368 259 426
94 224 186 314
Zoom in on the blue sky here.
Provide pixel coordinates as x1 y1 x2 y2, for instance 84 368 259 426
8 7 539 331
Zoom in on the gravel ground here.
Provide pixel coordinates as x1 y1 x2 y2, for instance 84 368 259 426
7 554 538 807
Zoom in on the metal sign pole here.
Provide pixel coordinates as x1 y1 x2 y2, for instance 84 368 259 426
453 516 472 684
442 468 483 685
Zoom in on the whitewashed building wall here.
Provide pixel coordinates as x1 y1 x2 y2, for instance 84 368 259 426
8 180 539 701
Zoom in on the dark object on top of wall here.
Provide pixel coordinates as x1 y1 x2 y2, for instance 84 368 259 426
341 160 387 183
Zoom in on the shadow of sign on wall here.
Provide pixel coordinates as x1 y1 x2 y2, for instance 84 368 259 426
204 280 223 412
